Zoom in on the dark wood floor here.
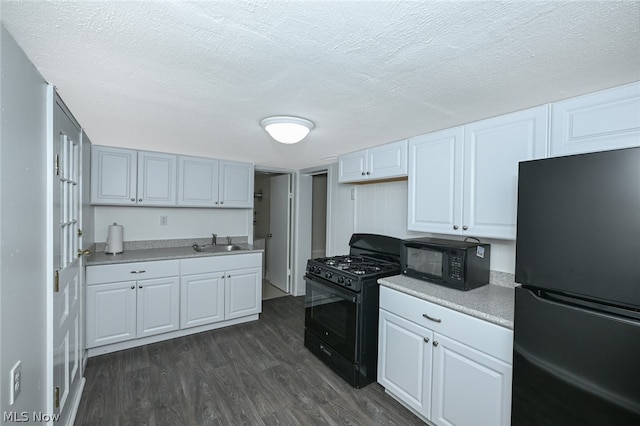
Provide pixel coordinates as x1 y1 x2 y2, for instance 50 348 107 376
75 296 424 425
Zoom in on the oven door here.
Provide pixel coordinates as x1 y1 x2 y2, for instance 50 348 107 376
304 275 359 361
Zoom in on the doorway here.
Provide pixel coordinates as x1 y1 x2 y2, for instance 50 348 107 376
311 173 328 259
254 171 293 300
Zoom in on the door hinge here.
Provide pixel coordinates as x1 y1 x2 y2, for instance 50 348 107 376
54 386 60 408
77 229 83 236
54 270 59 293
55 154 60 176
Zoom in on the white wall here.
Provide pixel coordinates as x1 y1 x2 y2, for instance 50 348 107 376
0 25 48 416
353 180 516 273
94 206 251 242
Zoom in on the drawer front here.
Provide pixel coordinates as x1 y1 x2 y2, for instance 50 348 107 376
180 252 261 275
86 259 179 285
380 286 513 363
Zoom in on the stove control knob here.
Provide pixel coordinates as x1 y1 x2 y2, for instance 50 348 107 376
346 279 352 287
325 272 332 279
337 276 345 284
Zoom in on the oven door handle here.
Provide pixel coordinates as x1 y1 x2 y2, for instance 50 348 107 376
304 276 358 303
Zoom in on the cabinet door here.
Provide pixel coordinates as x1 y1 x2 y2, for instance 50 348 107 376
432 333 512 426
90 146 137 205
86 281 137 348
180 272 225 329
224 267 262 320
368 139 408 180
177 156 220 207
136 276 180 338
219 160 254 208
136 151 177 206
338 150 367 183
551 82 640 157
378 309 433 419
463 105 548 239
408 127 464 234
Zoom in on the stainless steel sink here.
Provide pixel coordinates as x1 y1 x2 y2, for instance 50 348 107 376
192 243 244 252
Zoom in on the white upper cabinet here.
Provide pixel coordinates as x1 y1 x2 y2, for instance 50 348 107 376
91 146 176 206
93 147 254 208
551 82 640 157
91 146 137 205
219 160 254 208
177 156 220 207
408 105 548 240
338 139 408 183
136 150 177 206
408 127 464 236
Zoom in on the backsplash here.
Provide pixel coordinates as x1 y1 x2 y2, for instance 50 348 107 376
490 270 518 288
95 236 249 252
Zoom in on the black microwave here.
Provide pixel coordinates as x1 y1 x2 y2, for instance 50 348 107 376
401 237 491 291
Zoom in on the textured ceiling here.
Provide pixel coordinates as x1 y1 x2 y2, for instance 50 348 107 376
2 1 639 170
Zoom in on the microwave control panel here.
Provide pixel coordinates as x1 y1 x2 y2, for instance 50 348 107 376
448 252 463 281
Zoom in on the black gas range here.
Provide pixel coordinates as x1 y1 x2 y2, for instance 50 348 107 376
304 234 402 388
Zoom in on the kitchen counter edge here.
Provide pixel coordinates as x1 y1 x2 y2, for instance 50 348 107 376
85 244 264 266
378 275 515 330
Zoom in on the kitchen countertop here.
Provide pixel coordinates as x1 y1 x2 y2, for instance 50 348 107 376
86 243 263 266
378 275 515 329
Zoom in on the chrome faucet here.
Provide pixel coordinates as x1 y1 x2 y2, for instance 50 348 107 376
212 233 217 245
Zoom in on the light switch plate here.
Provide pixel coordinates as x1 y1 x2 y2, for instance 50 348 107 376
9 360 21 405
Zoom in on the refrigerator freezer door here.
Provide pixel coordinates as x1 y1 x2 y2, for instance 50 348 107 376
512 287 640 425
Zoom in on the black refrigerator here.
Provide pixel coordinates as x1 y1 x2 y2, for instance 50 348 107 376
513 147 640 425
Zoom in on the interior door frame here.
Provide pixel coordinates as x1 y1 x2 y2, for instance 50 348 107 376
253 166 297 293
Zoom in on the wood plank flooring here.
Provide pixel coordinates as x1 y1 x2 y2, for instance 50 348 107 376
75 296 424 425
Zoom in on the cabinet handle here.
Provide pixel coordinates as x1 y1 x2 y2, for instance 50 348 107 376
433 341 439 347
453 225 459 230
138 198 142 202
139 285 143 289
361 172 365 176
215 201 219 205
227 275 231 278
131 198 135 202
220 201 224 205
130 285 135 290
462 225 468 231
366 171 370 175
422 313 442 323
423 337 430 343
130 270 146 274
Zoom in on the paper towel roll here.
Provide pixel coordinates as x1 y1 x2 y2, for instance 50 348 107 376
106 223 124 254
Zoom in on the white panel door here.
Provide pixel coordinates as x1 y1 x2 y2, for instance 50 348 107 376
378 309 433 419
551 82 640 157
219 160 254 207
177 156 220 207
268 174 291 292
463 105 548 239
85 281 137 348
180 273 225 328
408 127 464 234
50 91 83 423
432 333 512 426
225 267 262 320
368 139 408 180
90 145 137 205
338 150 367 182
136 276 180 337
137 151 177 206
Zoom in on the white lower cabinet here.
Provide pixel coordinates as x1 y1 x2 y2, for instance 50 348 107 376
85 260 180 348
378 286 512 426
180 252 262 328
86 253 262 353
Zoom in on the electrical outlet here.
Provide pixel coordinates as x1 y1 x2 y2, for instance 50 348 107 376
9 360 21 405
160 215 168 226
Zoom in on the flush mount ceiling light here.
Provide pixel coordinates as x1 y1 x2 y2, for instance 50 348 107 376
260 116 315 144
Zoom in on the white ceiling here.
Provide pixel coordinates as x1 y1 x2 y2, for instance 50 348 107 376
2 1 639 170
